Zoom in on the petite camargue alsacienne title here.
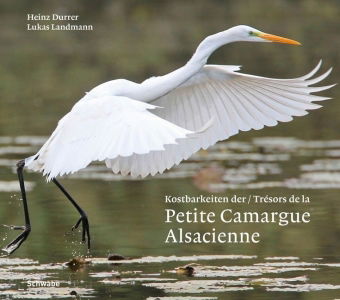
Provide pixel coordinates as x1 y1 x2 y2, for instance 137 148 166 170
164 208 310 244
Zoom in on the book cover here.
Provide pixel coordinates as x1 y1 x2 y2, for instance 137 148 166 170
0 0 339 299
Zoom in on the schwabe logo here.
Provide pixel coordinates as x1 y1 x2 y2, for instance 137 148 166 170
27 281 60 287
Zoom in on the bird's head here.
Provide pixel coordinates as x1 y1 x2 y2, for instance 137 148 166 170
227 25 301 45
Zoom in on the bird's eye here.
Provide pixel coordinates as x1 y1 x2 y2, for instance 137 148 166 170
249 31 254 36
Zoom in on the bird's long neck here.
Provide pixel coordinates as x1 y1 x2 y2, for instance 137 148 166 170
128 30 233 102
188 31 234 66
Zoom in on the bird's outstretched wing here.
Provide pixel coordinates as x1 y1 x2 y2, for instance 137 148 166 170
153 60 334 138
27 62 335 179
26 96 201 180
135 60 334 171
104 61 335 178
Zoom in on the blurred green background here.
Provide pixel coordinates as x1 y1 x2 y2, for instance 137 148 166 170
0 0 339 299
0 0 339 138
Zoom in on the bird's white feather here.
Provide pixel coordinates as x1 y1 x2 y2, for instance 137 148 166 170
26 61 334 179
122 61 333 177
25 96 198 180
26 25 336 180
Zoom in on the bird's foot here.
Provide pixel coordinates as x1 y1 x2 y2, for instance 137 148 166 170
1 225 31 255
72 215 90 250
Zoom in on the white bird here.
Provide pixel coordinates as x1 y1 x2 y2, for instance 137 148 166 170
4 25 334 255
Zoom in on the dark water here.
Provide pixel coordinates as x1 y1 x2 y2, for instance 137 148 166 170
0 0 340 299
0 136 339 299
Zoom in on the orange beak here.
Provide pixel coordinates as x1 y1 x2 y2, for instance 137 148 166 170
259 33 301 45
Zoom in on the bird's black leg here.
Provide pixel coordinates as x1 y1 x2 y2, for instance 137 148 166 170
52 179 90 250
2 160 31 255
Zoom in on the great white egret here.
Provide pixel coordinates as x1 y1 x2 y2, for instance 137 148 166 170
3 25 334 255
